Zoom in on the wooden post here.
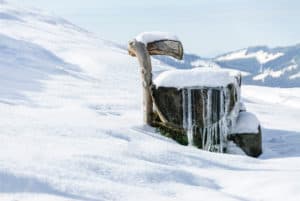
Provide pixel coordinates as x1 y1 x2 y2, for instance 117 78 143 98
129 40 153 125
128 39 184 126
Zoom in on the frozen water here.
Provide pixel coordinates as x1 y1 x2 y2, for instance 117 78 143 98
181 85 240 152
182 88 193 145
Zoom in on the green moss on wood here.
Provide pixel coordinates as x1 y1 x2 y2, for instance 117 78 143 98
155 126 188 146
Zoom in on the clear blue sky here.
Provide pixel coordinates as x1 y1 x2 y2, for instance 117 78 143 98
10 0 300 57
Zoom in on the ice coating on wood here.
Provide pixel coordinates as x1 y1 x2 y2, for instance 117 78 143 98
181 83 241 151
232 111 260 134
153 67 242 151
135 31 179 45
154 67 241 88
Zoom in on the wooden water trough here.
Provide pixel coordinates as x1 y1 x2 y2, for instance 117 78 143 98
128 32 262 157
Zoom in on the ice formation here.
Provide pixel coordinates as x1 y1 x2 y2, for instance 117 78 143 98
155 67 241 151
181 82 240 152
182 88 193 145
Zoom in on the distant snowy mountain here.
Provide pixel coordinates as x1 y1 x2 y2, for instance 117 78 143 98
214 45 300 87
155 45 300 87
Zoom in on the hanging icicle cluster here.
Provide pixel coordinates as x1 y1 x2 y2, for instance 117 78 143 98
182 83 240 153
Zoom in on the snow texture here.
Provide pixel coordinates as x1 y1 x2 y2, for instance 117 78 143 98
135 31 179 45
0 2 300 201
232 111 260 134
154 67 240 88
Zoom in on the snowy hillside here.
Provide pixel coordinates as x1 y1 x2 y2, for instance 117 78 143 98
0 1 300 201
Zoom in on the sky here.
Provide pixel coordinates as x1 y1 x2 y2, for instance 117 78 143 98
9 0 300 57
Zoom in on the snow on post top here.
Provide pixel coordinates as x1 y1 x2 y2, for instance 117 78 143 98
154 67 240 88
135 31 179 45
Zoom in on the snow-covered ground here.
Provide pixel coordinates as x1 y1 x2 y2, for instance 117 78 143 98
0 2 300 201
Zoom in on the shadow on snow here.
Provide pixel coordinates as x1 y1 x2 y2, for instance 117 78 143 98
0 33 89 105
0 171 101 201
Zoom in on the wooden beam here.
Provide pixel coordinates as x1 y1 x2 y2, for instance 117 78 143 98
129 40 184 60
128 40 153 125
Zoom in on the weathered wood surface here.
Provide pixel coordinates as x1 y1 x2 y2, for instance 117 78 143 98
147 40 183 60
129 40 184 60
151 86 183 126
129 41 153 125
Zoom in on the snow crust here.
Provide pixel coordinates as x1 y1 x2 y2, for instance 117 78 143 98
154 67 240 88
232 111 260 134
135 31 179 45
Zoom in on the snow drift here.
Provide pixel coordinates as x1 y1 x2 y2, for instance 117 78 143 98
0 1 300 201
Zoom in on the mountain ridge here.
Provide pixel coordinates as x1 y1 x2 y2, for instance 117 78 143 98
155 44 300 87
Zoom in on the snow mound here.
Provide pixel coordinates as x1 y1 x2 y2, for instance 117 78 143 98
154 67 240 88
232 111 260 134
135 31 179 45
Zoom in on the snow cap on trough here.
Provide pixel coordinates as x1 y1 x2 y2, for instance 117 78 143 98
154 67 241 88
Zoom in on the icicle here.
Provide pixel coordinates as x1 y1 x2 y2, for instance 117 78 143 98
182 88 193 146
220 88 224 117
206 89 212 126
182 89 187 130
200 88 228 153
187 88 193 145
181 85 240 152
201 89 207 149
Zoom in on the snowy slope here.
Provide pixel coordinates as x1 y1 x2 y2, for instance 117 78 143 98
0 1 300 201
